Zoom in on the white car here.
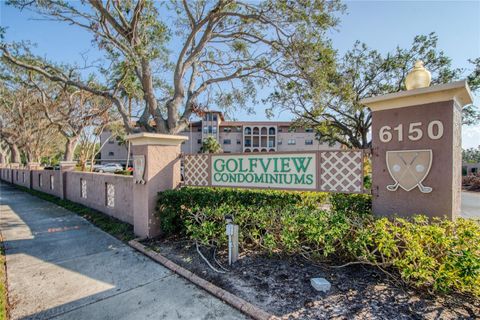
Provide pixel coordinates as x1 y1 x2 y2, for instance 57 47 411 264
95 163 123 173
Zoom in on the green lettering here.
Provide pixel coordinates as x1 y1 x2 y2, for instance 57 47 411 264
213 159 225 172
249 158 258 172
292 157 312 173
226 159 238 172
294 174 305 184
280 157 291 173
254 174 265 183
238 159 248 173
259 158 272 173
305 174 314 185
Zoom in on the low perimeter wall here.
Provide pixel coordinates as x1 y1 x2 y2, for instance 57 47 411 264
1 168 134 225
31 170 63 198
65 171 133 224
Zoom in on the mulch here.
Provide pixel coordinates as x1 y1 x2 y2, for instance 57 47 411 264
142 238 479 320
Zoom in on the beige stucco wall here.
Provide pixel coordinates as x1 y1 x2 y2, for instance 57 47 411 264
65 171 133 224
180 131 202 154
277 131 339 151
100 131 129 164
11 169 31 188
31 170 64 198
463 163 480 175
219 132 243 153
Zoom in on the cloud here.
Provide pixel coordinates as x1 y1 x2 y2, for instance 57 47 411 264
462 125 480 149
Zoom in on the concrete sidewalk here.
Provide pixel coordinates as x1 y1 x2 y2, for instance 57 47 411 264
0 182 245 320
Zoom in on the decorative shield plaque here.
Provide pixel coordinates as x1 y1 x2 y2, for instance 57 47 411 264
133 155 146 184
386 149 432 193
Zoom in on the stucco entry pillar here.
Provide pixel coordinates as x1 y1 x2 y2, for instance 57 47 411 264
362 80 473 220
127 133 188 238
9 163 19 184
59 161 76 199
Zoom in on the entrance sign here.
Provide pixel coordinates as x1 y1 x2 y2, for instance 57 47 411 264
361 80 473 220
183 150 365 193
211 153 316 190
133 155 146 184
386 150 432 193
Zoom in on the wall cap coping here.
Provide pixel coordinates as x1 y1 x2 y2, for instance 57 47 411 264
126 132 188 146
360 80 473 112
59 161 77 165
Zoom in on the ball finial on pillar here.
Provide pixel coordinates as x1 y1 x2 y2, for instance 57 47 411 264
405 60 431 90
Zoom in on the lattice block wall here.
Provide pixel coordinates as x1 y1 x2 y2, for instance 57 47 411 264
320 151 363 193
183 154 209 186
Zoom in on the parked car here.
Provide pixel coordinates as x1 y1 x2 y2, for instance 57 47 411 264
94 163 123 173
43 165 60 170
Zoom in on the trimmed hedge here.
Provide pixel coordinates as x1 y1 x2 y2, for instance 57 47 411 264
157 187 331 235
156 187 480 296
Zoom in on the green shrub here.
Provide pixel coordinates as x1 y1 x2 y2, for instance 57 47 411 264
330 192 372 215
156 187 329 236
348 216 480 296
156 187 480 296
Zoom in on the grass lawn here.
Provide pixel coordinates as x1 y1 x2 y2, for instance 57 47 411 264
0 233 8 320
14 185 135 242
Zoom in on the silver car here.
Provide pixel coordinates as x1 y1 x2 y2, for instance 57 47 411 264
95 163 123 173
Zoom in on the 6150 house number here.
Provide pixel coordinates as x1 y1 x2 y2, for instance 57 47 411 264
379 120 444 143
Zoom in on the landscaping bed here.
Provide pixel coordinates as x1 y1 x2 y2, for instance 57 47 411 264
143 237 479 320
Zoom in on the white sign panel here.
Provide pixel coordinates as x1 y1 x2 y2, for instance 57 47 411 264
211 153 317 190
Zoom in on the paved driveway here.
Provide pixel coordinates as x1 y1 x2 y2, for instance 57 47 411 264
461 191 480 219
0 182 245 320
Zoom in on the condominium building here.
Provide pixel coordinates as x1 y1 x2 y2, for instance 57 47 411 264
100 111 339 163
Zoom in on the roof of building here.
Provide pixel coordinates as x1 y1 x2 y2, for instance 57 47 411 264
219 121 293 127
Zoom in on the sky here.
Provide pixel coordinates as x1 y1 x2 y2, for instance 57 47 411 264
1 0 479 148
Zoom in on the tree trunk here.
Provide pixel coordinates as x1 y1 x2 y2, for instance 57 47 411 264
10 144 21 163
64 137 79 161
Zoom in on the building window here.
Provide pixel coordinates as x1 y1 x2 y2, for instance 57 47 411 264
288 139 296 145
269 127 276 135
108 139 115 144
223 139 231 145
305 139 314 145
278 128 283 132
244 138 252 147
208 126 213 133
268 138 275 148
223 127 232 132
306 128 314 133
197 139 202 144
39 174 43 187
236 127 242 132
105 183 115 208
244 127 252 135
22 172 25 182
212 127 217 134
81 178 87 199
50 175 54 190
236 140 241 145
203 126 208 134
16 171 18 181
108 151 114 156
213 114 218 121
197 127 202 132
278 139 282 145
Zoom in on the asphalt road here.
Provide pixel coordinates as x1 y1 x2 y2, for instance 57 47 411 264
461 191 480 219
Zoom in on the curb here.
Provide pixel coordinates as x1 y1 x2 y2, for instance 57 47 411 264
128 239 274 320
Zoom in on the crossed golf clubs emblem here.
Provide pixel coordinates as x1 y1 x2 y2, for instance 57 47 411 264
386 149 433 193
